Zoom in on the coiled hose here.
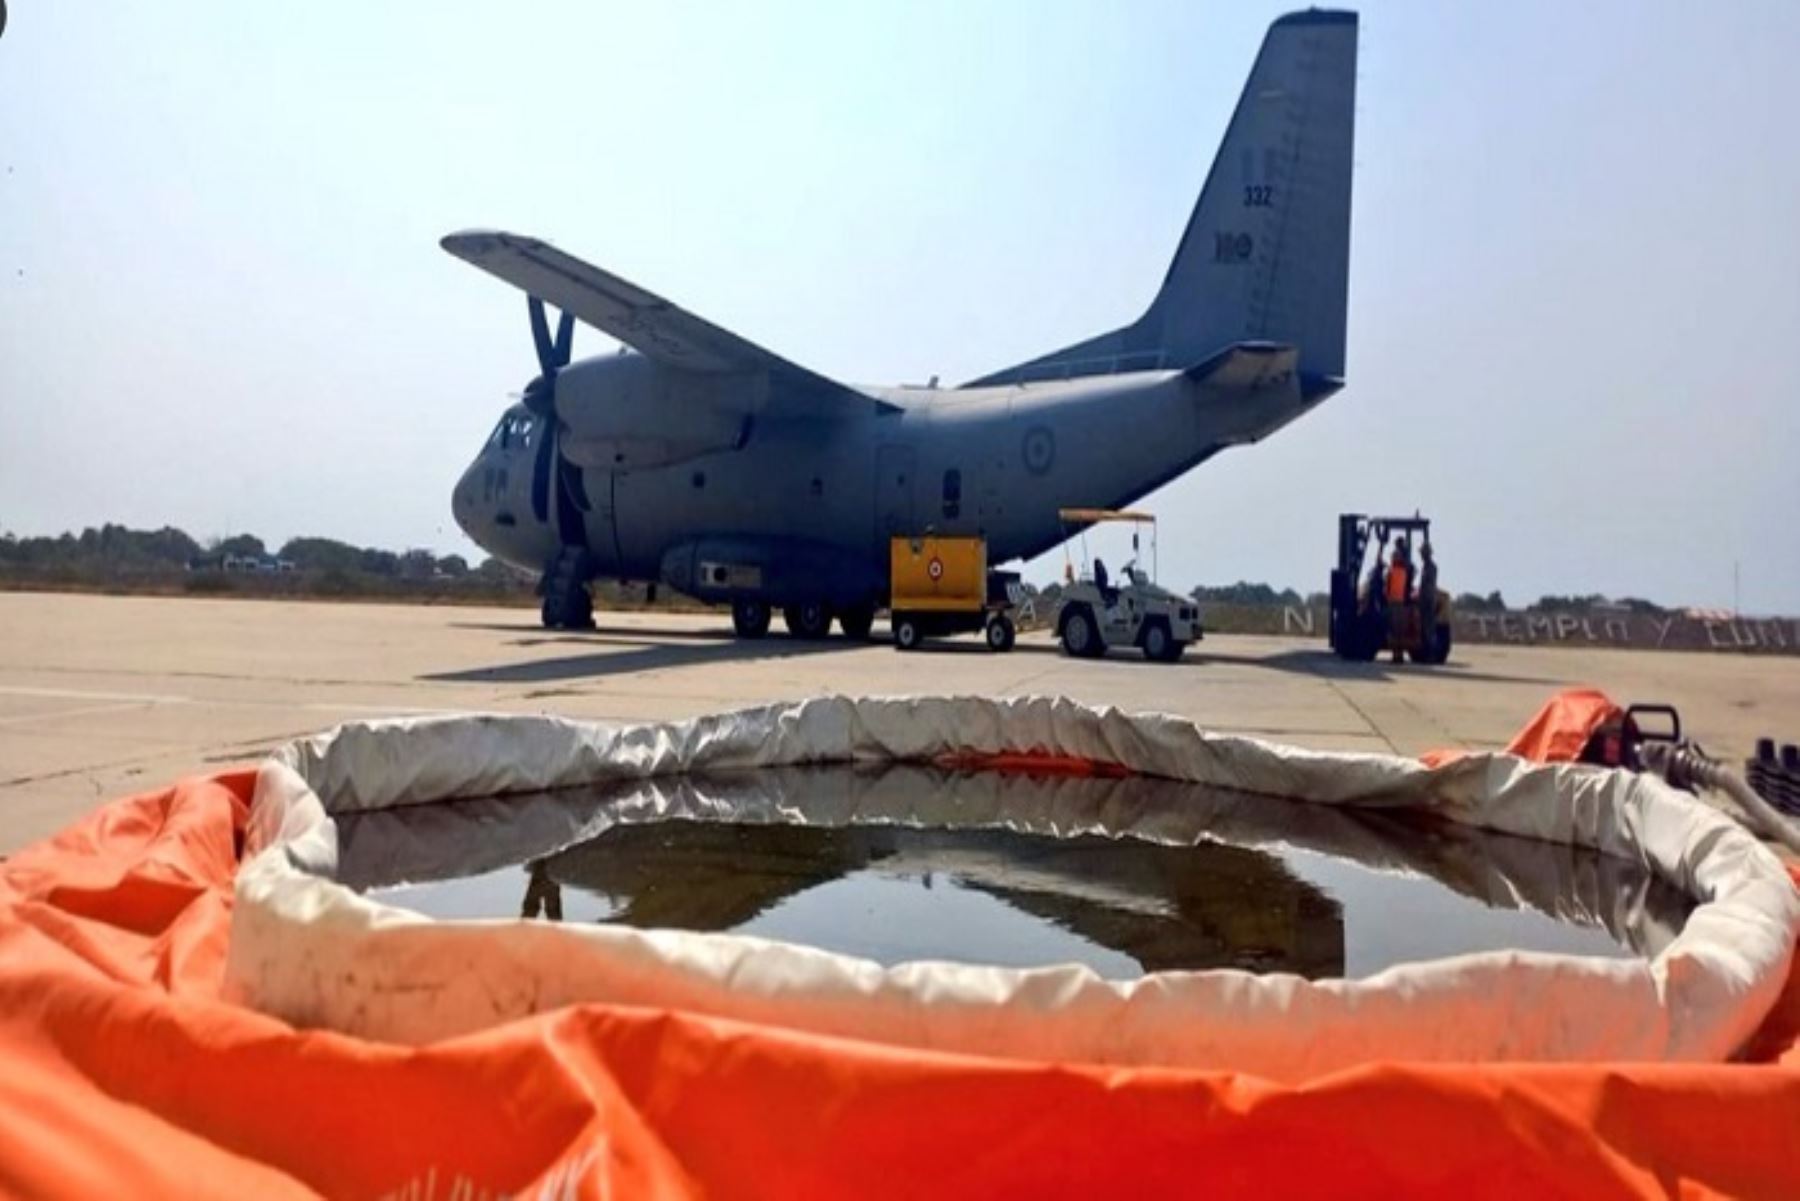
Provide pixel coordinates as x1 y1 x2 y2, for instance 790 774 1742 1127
1640 741 1800 857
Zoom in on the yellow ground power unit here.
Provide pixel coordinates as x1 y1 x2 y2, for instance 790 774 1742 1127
888 535 1017 652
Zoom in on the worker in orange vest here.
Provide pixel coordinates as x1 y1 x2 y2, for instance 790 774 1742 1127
1385 541 1414 662
1385 541 1413 605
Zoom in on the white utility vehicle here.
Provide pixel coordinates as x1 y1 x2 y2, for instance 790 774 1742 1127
1053 509 1202 663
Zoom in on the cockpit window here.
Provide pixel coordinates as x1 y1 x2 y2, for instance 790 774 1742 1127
488 414 536 452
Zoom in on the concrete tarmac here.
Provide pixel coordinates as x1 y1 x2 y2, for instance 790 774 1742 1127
2 591 1796 854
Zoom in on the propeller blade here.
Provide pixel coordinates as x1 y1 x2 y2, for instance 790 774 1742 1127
530 418 556 524
553 309 574 368
525 295 579 538
528 295 576 374
528 296 556 375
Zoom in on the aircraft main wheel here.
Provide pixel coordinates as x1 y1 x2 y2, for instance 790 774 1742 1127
731 599 772 639
783 601 834 640
1061 607 1102 658
893 615 923 651
838 604 876 640
985 614 1016 652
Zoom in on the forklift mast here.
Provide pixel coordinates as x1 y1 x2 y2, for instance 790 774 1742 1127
1337 514 1368 581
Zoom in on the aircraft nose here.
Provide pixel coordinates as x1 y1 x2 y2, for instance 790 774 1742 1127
451 462 480 542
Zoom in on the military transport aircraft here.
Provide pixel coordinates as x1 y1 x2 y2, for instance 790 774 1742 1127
447 10 1357 637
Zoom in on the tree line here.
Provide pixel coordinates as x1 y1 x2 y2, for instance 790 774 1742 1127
2 525 1670 615
0 524 529 596
0 524 507 578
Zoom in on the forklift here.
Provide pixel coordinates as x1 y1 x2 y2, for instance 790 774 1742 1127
1328 513 1453 664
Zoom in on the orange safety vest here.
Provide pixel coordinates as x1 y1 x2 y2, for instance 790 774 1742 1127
1385 560 1409 604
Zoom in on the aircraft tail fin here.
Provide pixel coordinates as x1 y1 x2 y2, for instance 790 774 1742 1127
969 11 1357 388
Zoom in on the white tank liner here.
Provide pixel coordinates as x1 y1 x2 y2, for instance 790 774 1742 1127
227 696 1800 1081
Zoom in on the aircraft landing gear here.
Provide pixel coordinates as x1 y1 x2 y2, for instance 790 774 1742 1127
732 599 772 639
539 549 595 630
783 601 834 640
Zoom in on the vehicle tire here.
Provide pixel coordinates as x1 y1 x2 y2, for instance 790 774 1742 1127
893 614 923 651
540 586 593 631
837 604 876 640
985 614 1016 652
1060 606 1102 658
1343 611 1382 662
1141 619 1173 662
1414 621 1453 665
731 598 772 639
784 601 834 640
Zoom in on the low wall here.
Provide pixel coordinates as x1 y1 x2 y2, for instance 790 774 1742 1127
1209 604 1800 656
1453 610 1798 655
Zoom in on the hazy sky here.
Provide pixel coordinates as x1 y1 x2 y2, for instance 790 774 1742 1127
2 2 1796 610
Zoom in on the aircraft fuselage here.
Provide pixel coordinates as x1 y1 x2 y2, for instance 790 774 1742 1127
452 353 1330 609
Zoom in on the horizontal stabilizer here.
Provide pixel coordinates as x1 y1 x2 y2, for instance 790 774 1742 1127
1185 341 1298 390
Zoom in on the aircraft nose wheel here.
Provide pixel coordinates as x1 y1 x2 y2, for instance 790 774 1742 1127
731 599 772 639
783 602 834 640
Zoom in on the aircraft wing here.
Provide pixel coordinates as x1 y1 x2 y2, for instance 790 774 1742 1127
442 229 883 414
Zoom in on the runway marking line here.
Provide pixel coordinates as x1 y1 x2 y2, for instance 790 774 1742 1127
0 701 157 729
0 685 464 720
0 685 190 705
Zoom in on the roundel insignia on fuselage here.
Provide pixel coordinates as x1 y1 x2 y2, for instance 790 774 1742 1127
927 557 944 581
1021 426 1055 476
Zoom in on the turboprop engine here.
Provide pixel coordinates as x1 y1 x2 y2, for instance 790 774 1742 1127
553 352 755 472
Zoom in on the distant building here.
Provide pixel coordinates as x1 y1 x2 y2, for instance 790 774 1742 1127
211 554 295 574
1683 607 1735 623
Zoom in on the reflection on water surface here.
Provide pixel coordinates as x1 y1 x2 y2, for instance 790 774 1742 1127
345 764 1692 979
